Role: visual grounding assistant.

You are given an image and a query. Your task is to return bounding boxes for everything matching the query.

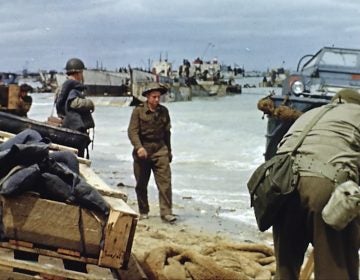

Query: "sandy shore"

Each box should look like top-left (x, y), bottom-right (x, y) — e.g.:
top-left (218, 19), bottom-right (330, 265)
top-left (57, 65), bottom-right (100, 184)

top-left (118, 185), bottom-right (276, 279)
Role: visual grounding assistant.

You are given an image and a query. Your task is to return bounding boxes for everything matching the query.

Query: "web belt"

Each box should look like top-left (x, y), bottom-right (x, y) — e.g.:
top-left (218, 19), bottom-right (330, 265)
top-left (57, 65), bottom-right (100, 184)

top-left (293, 155), bottom-right (349, 184)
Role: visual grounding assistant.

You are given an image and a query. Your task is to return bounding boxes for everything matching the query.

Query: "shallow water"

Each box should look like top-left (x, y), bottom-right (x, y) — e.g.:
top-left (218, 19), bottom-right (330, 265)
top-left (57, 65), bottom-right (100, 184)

top-left (28, 88), bottom-right (275, 237)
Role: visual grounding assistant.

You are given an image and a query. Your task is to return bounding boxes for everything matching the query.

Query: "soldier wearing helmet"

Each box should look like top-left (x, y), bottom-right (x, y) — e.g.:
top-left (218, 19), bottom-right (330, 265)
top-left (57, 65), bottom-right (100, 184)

top-left (127, 82), bottom-right (176, 223)
top-left (55, 58), bottom-right (95, 157)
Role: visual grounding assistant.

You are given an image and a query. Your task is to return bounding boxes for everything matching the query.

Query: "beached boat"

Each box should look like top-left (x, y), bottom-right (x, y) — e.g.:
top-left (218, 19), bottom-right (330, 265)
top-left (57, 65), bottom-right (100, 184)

top-left (0, 110), bottom-right (91, 156)
top-left (260, 46), bottom-right (360, 160)
top-left (56, 69), bottom-right (131, 97)
top-left (131, 68), bottom-right (191, 104)
top-left (177, 57), bottom-right (243, 97)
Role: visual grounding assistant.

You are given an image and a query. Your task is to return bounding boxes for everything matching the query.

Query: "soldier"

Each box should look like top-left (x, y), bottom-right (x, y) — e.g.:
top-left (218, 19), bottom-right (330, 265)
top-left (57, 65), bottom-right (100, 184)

top-left (55, 58), bottom-right (95, 133)
top-left (55, 58), bottom-right (95, 158)
top-left (273, 89), bottom-right (360, 279)
top-left (127, 82), bottom-right (176, 223)
top-left (16, 83), bottom-right (33, 117)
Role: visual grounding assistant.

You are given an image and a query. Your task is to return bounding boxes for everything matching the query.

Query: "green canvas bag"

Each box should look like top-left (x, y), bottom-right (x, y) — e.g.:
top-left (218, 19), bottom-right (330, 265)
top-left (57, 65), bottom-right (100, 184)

top-left (247, 153), bottom-right (298, 231)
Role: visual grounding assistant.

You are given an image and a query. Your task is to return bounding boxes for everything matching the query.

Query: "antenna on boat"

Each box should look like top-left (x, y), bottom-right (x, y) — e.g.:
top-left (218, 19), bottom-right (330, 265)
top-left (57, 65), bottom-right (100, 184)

top-left (201, 42), bottom-right (214, 60)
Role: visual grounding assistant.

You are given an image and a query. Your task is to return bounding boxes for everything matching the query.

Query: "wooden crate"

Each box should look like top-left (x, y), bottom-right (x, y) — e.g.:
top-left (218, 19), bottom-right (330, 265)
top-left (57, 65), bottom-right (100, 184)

top-left (0, 84), bottom-right (20, 110)
top-left (0, 193), bottom-right (138, 269)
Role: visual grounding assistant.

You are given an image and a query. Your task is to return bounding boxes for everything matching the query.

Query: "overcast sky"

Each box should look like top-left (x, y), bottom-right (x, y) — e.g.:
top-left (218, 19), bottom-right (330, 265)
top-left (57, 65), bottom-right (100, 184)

top-left (1, 0), bottom-right (360, 72)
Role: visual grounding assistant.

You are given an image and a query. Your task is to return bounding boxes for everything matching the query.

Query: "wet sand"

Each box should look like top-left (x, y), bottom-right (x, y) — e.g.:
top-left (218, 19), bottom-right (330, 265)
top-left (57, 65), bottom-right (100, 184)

top-left (116, 185), bottom-right (276, 279)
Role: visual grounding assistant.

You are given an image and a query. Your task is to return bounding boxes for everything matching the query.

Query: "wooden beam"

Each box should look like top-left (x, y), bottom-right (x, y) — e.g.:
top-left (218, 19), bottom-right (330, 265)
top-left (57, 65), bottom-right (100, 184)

top-left (300, 249), bottom-right (314, 280)
top-left (80, 163), bottom-right (128, 201)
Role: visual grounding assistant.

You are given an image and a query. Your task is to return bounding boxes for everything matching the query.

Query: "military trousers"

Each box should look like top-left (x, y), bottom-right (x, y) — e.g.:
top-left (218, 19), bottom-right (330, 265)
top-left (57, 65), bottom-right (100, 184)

top-left (133, 145), bottom-right (172, 217)
top-left (273, 176), bottom-right (360, 280)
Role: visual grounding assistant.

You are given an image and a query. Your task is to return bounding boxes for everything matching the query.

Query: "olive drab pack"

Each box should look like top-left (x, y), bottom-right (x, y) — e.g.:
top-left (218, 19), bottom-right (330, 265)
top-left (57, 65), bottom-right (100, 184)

top-left (247, 153), bottom-right (298, 231)
top-left (247, 104), bottom-right (337, 232)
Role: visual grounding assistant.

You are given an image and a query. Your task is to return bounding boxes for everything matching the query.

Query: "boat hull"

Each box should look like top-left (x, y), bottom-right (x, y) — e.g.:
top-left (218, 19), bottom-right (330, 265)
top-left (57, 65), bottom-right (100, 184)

top-left (0, 111), bottom-right (91, 155)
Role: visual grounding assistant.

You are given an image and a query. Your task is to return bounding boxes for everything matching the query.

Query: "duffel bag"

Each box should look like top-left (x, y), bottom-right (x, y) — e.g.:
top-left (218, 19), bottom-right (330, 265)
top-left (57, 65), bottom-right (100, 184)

top-left (247, 153), bottom-right (298, 231)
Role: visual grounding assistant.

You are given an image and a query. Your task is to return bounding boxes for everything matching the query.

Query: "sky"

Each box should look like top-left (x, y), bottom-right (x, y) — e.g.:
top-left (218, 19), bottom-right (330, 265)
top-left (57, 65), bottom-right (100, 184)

top-left (1, 0), bottom-right (360, 73)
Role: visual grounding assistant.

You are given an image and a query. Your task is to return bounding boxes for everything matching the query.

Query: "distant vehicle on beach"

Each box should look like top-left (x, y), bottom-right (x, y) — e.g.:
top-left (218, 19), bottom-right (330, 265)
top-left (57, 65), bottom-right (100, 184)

top-left (258, 46), bottom-right (360, 159)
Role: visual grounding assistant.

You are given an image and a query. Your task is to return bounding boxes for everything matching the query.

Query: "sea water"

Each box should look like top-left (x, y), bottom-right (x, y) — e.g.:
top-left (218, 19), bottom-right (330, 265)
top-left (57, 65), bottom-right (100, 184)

top-left (28, 87), bottom-right (276, 233)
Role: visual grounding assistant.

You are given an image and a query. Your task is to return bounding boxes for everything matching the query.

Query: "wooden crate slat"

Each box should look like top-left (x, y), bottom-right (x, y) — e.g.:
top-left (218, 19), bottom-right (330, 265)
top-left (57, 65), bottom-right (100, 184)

top-left (1, 195), bottom-right (104, 256)
top-left (80, 163), bottom-right (128, 201)
top-left (98, 212), bottom-right (134, 268)
top-left (0, 254), bottom-right (102, 280)
top-left (0, 241), bottom-right (98, 264)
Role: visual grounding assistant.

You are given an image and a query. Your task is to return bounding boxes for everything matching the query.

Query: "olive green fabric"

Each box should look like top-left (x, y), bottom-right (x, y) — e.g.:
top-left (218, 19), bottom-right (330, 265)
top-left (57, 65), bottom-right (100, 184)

top-left (277, 103), bottom-right (360, 181)
top-left (128, 102), bottom-right (173, 216)
top-left (273, 176), bottom-right (360, 280)
top-left (133, 145), bottom-right (172, 216)
top-left (128, 102), bottom-right (171, 152)
top-left (331, 89), bottom-right (360, 105)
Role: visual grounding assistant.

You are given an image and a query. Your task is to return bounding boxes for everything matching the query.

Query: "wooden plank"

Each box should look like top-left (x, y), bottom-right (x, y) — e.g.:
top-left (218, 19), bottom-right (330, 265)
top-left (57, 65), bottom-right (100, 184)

top-left (300, 249), bottom-right (314, 280)
top-left (80, 163), bottom-right (128, 201)
top-left (98, 210), bottom-right (135, 269)
top-left (86, 264), bottom-right (118, 279)
top-left (0, 270), bottom-right (35, 280)
top-left (0, 242), bottom-right (98, 265)
top-left (1, 195), bottom-right (104, 256)
top-left (0, 248), bottom-right (14, 272)
top-left (38, 255), bottom-right (66, 280)
top-left (104, 196), bottom-right (137, 216)
top-left (0, 255), bottom-right (102, 280)
top-left (8, 84), bottom-right (19, 109)
top-left (0, 247), bottom-right (119, 280)
top-left (57, 248), bottom-right (81, 258)
top-left (1, 194), bottom-right (138, 269)
top-left (9, 239), bottom-right (33, 248)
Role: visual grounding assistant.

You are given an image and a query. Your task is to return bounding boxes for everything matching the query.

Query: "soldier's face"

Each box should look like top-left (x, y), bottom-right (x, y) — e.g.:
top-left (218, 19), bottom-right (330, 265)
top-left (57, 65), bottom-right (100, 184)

top-left (147, 91), bottom-right (161, 109)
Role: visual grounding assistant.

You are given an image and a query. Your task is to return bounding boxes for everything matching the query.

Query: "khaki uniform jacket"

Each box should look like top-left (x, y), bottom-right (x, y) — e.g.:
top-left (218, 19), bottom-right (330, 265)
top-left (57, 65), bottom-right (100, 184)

top-left (277, 103), bottom-right (360, 182)
top-left (128, 102), bottom-right (171, 153)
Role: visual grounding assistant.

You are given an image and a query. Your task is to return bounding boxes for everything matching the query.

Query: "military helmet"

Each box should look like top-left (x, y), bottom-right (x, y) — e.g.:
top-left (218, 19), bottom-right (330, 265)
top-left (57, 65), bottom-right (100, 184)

top-left (65, 58), bottom-right (86, 74)
top-left (331, 89), bottom-right (360, 105)
top-left (19, 83), bottom-right (33, 92)
top-left (141, 82), bottom-right (168, 97)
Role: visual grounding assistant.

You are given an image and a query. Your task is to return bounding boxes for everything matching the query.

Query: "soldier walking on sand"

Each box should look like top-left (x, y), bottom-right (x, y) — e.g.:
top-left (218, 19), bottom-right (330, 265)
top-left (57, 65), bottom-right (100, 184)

top-left (127, 82), bottom-right (176, 223)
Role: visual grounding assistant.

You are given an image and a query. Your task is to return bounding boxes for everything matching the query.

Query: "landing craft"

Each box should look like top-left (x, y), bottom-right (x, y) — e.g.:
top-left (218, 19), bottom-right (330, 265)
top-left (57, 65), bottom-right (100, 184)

top-left (257, 46), bottom-right (360, 159)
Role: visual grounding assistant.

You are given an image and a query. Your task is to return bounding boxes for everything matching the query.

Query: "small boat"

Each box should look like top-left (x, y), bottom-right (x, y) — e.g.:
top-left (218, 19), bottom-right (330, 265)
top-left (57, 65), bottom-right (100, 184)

top-left (0, 111), bottom-right (91, 156)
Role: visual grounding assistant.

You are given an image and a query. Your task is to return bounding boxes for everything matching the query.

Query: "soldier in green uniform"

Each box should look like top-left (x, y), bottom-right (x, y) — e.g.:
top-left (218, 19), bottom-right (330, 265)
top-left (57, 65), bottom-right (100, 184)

top-left (127, 82), bottom-right (176, 223)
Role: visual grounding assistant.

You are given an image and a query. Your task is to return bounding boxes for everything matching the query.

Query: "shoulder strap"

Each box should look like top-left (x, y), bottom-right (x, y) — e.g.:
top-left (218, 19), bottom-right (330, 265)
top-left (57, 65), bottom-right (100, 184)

top-left (292, 104), bottom-right (336, 155)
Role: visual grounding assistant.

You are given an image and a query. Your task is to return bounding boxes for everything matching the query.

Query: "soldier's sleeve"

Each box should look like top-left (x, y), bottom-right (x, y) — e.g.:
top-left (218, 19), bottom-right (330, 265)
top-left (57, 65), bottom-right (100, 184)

top-left (128, 108), bottom-right (143, 151)
top-left (69, 97), bottom-right (95, 112)
top-left (163, 108), bottom-right (171, 152)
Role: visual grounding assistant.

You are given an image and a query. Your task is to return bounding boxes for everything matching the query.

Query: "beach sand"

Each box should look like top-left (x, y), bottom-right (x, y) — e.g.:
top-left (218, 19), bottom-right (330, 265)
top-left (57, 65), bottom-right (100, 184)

top-left (118, 186), bottom-right (276, 279)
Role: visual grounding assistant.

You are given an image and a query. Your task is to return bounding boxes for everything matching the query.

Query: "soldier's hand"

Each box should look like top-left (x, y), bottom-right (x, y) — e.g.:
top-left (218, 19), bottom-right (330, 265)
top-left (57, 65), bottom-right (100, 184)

top-left (137, 147), bottom-right (148, 159)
